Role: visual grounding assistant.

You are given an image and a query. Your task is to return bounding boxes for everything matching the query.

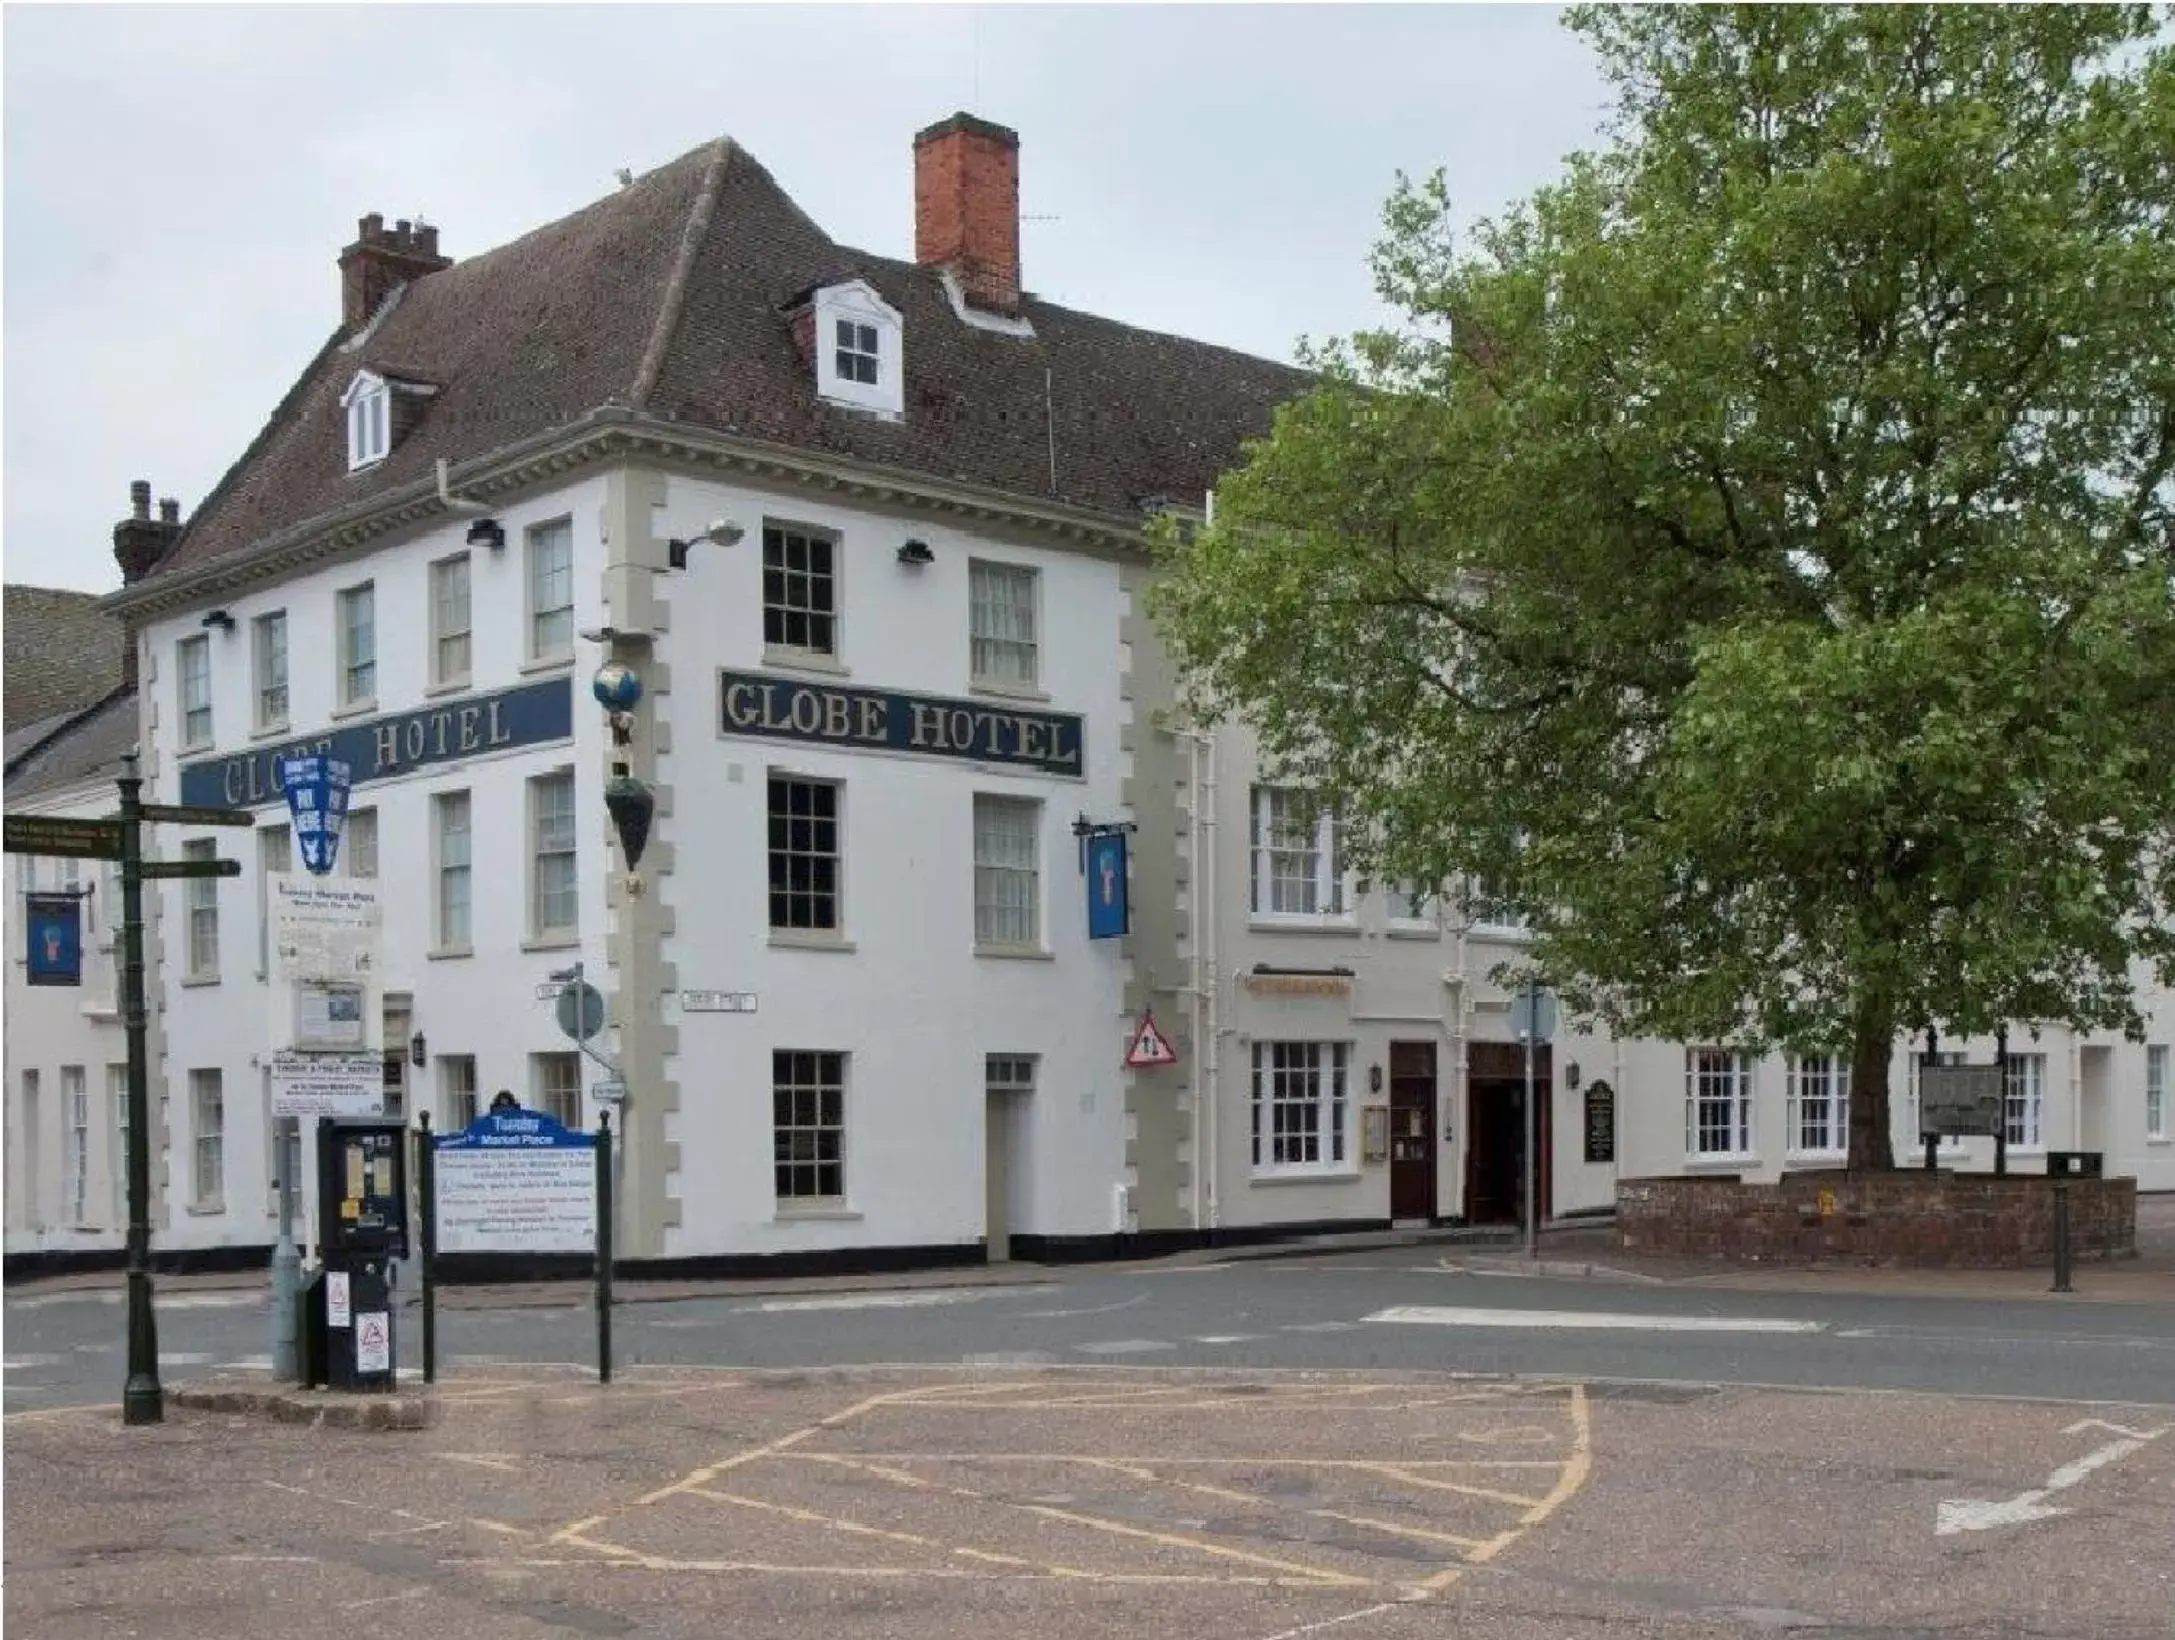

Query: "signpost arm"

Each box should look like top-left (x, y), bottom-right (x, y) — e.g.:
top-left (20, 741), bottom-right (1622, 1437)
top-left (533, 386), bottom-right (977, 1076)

top-left (596, 1111), bottom-right (614, 1385)
top-left (117, 755), bottom-right (163, 1425)
top-left (418, 1113), bottom-right (437, 1384)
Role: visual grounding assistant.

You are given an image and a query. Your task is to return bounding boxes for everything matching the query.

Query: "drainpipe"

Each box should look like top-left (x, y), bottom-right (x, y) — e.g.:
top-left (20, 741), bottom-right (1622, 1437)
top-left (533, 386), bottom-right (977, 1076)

top-left (435, 457), bottom-right (491, 515)
top-left (1202, 725), bottom-right (1222, 1232)
top-left (1448, 904), bottom-right (1469, 1220)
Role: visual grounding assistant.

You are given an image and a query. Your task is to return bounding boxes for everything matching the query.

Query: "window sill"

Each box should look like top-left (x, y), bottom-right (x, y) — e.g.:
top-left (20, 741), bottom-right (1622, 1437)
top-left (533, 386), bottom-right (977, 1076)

top-left (186, 1201), bottom-right (225, 1217)
top-left (1246, 917), bottom-right (1361, 937)
top-left (522, 934), bottom-right (580, 953)
top-left (181, 974), bottom-right (221, 989)
top-left (974, 944), bottom-right (1052, 962)
top-left (1682, 1155), bottom-right (1759, 1171)
top-left (178, 740), bottom-right (214, 758)
top-left (761, 647), bottom-right (849, 679)
top-left (330, 697), bottom-right (378, 722)
top-left (1782, 1153), bottom-right (1848, 1169)
top-left (768, 930), bottom-right (856, 954)
top-left (1465, 923), bottom-right (1533, 942)
top-left (968, 679), bottom-right (1050, 705)
top-left (250, 721), bottom-right (291, 743)
top-left (774, 1206), bottom-right (861, 1222)
top-left (520, 654), bottom-right (574, 677)
top-left (2146, 1136), bottom-right (2172, 1146)
top-left (1249, 1169), bottom-right (1363, 1186)
top-left (428, 945), bottom-right (475, 962)
top-left (1385, 924), bottom-right (1441, 941)
top-left (425, 678), bottom-right (473, 700)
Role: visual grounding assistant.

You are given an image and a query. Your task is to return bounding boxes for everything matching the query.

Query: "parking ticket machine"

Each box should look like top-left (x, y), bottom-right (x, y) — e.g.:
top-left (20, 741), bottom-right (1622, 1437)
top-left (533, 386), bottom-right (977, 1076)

top-left (309, 1117), bottom-right (409, 1391)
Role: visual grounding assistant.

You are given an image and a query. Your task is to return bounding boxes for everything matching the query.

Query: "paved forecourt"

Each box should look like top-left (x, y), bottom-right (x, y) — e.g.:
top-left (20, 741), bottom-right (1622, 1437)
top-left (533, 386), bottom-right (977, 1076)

top-left (5, 1365), bottom-right (2170, 1639)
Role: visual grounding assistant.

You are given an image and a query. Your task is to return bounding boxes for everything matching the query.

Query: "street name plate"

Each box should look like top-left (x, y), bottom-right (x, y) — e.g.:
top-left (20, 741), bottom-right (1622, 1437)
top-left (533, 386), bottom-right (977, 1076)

top-left (134, 803), bottom-right (254, 828)
top-left (1919, 1064), bottom-right (2005, 1136)
top-left (682, 989), bottom-right (757, 1013)
top-left (139, 857), bottom-right (242, 879)
top-left (3, 815), bottom-right (123, 859)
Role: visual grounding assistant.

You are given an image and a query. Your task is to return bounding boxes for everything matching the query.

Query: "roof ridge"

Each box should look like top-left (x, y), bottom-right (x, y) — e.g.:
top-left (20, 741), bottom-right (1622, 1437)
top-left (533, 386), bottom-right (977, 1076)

top-left (629, 138), bottom-right (738, 412)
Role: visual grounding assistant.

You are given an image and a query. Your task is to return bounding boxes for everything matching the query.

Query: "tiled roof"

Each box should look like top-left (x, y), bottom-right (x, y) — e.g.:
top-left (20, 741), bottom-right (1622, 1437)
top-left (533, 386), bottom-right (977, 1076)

top-left (4, 585), bottom-right (127, 730)
top-left (151, 136), bottom-right (1311, 580)
top-left (3, 688), bottom-right (136, 802)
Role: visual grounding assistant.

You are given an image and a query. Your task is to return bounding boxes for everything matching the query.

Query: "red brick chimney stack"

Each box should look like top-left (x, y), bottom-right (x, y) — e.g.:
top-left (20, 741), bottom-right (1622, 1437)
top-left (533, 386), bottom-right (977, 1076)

top-left (113, 478), bottom-right (185, 690)
top-left (913, 113), bottom-right (1022, 316)
top-left (339, 212), bottom-right (452, 331)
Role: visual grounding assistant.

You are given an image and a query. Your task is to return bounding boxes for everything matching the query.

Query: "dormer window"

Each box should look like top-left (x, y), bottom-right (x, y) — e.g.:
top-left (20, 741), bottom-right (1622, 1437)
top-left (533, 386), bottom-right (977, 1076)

top-left (342, 371), bottom-right (391, 471)
top-left (835, 319), bottom-right (880, 386)
top-left (803, 281), bottom-right (903, 420)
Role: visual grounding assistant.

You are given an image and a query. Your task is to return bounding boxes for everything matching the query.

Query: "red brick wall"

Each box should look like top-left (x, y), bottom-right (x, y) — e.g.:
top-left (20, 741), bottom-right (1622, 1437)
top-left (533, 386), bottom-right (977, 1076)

top-left (913, 114), bottom-right (1020, 314)
top-left (1616, 1171), bottom-right (2137, 1267)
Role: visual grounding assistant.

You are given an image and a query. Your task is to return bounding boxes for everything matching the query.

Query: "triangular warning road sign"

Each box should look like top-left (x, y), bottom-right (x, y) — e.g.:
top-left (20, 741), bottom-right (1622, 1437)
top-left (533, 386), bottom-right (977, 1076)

top-left (1124, 1011), bottom-right (1178, 1069)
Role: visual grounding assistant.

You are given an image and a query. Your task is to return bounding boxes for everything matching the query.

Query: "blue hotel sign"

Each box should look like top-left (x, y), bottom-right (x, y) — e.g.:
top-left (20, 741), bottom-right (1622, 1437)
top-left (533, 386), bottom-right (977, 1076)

top-left (178, 679), bottom-right (573, 810)
top-left (719, 670), bottom-right (1084, 777)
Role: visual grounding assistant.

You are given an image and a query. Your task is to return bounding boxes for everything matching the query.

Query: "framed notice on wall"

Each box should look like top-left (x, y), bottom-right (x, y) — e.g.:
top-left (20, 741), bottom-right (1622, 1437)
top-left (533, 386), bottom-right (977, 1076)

top-left (1583, 1080), bottom-right (1616, 1165)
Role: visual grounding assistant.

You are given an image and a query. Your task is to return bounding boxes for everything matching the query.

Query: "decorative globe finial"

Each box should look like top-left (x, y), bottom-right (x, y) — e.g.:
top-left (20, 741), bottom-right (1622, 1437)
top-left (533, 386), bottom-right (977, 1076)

top-left (592, 660), bottom-right (643, 713)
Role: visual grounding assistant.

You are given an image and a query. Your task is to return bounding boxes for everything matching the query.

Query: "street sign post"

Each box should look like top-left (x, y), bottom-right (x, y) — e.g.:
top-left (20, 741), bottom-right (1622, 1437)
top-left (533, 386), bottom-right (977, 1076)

top-left (11, 757), bottom-right (252, 1426)
top-left (1510, 980), bottom-right (1557, 1261)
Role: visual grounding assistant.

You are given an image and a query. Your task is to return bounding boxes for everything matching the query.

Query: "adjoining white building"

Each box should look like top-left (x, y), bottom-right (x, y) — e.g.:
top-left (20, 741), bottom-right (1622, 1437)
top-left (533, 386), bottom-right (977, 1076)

top-left (86, 111), bottom-right (1306, 1274)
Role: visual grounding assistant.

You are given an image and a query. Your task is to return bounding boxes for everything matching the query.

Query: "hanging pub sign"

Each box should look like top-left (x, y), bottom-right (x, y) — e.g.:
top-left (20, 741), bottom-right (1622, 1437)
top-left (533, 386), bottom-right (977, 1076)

top-left (1085, 829), bottom-right (1130, 939)
top-left (279, 755), bottom-right (352, 875)
top-left (24, 892), bottom-right (83, 986)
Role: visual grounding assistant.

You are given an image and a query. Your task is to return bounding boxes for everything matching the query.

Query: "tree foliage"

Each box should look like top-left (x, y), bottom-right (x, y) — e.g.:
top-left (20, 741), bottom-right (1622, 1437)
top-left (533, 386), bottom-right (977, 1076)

top-left (1149, 4), bottom-right (2175, 1168)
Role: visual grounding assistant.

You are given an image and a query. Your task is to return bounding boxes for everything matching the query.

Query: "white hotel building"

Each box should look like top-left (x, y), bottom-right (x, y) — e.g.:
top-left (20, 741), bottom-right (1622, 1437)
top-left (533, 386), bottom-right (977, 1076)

top-left (11, 111), bottom-right (2165, 1278)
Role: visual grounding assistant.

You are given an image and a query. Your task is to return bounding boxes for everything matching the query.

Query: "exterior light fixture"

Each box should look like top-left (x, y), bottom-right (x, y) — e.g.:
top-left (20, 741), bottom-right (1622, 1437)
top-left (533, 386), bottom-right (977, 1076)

top-left (409, 1031), bottom-right (427, 1068)
top-left (465, 518), bottom-right (506, 551)
top-left (896, 538), bottom-right (935, 567)
top-left (667, 518), bottom-right (746, 570)
top-left (201, 609), bottom-right (236, 633)
top-left (604, 768), bottom-right (655, 871)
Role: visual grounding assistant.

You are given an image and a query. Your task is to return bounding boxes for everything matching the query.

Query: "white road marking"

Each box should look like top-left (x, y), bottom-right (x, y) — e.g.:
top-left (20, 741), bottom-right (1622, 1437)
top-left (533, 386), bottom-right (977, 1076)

top-left (1022, 1293), bottom-right (1148, 1319)
top-left (1191, 1335), bottom-right (1262, 1345)
top-left (738, 1288), bottom-right (1034, 1314)
top-left (1284, 1321), bottom-right (1360, 1333)
top-left (158, 1352), bottom-right (215, 1367)
top-left (1075, 1339), bottom-right (1176, 1355)
top-left (225, 1356), bottom-right (275, 1371)
top-left (2, 1355), bottom-right (63, 1371)
top-left (1367, 1305), bottom-right (1825, 1334)
top-left (159, 1292), bottom-right (263, 1311)
top-left (1936, 1419), bottom-right (2167, 1536)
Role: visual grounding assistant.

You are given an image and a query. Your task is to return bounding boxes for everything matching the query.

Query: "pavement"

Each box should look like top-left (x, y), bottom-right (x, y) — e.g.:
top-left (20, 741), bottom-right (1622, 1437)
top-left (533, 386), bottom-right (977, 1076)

top-left (8, 1363), bottom-right (2172, 1638)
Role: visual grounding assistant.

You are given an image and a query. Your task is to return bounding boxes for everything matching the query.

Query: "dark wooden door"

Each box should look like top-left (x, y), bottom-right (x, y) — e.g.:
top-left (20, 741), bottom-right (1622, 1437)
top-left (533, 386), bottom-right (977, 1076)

top-left (1388, 1041), bottom-right (1436, 1222)
top-left (1464, 1043), bottom-right (1553, 1227)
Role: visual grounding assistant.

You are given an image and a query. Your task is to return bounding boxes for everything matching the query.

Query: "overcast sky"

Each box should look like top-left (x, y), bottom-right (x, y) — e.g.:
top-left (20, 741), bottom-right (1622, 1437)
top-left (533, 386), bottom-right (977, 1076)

top-left (2, 3), bottom-right (1608, 595)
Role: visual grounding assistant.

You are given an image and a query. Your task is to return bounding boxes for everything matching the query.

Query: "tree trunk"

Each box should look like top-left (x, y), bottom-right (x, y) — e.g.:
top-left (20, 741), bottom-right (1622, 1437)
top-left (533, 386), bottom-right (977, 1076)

top-left (1847, 983), bottom-right (1899, 1172)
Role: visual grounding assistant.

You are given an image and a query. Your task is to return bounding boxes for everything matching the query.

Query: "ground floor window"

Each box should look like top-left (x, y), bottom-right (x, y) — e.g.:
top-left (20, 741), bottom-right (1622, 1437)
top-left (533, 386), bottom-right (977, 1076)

top-left (2005, 1053), bottom-right (2044, 1148)
top-left (774, 1050), bottom-right (845, 1204)
top-left (532, 1052), bottom-right (581, 1129)
top-left (1786, 1055), bottom-right (1848, 1158)
top-left (1250, 1041), bottom-right (1349, 1175)
top-left (2149, 1045), bottom-right (2168, 1142)
top-left (1685, 1049), bottom-right (1754, 1158)
top-left (190, 1069), bottom-right (224, 1207)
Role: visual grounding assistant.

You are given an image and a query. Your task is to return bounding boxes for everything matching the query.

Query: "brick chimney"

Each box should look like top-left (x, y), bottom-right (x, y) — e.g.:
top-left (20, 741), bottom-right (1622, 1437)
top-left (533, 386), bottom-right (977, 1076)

top-left (113, 479), bottom-right (185, 692)
top-left (914, 113), bottom-right (1021, 315)
top-left (338, 213), bottom-right (451, 331)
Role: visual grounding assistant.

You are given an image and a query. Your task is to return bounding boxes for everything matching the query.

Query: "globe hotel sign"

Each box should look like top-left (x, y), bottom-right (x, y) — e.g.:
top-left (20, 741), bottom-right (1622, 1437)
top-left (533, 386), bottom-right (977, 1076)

top-left (718, 670), bottom-right (1083, 777)
top-left (177, 679), bottom-right (574, 809)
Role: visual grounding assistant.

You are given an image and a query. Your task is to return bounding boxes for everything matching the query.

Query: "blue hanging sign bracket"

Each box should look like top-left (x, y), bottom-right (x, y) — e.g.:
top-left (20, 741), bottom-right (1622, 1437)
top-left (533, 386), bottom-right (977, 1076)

top-left (25, 891), bottom-right (85, 986)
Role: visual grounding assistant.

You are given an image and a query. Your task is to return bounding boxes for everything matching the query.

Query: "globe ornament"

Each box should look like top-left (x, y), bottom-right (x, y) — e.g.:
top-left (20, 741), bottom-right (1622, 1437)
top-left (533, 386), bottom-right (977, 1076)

top-left (592, 661), bottom-right (644, 713)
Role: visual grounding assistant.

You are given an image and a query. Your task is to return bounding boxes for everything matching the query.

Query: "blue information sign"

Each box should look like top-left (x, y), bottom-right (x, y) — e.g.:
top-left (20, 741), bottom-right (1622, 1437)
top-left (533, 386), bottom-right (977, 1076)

top-left (433, 1104), bottom-right (597, 1254)
top-left (434, 1106), bottom-right (596, 1155)
top-left (279, 755), bottom-right (352, 875)
top-left (1086, 830), bottom-right (1130, 940)
top-left (25, 893), bottom-right (82, 986)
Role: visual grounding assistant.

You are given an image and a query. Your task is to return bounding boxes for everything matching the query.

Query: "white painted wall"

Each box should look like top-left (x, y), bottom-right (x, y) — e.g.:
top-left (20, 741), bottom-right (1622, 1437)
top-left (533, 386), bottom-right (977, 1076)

top-left (135, 477), bottom-right (614, 1252)
top-left (4, 780), bottom-right (133, 1254)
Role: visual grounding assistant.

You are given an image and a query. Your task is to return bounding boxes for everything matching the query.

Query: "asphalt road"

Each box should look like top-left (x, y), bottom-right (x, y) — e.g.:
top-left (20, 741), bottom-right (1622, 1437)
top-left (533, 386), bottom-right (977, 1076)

top-left (10, 1247), bottom-right (2175, 1413)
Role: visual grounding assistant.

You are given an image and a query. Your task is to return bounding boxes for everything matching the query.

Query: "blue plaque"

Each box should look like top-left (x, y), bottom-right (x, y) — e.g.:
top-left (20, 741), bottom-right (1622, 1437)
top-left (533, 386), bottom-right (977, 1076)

top-left (25, 893), bottom-right (82, 986)
top-left (1086, 831), bottom-right (1130, 940)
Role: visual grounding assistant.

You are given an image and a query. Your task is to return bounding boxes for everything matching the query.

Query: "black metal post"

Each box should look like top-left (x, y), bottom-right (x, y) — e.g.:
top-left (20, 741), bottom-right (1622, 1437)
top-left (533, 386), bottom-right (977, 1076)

top-left (1921, 1026), bottom-right (1938, 1172)
top-left (418, 1112), bottom-right (437, 1384)
top-left (1994, 1024), bottom-right (2010, 1178)
top-left (596, 1111), bottom-right (614, 1384)
top-left (2051, 1178), bottom-right (2074, 1292)
top-left (117, 755), bottom-right (163, 1425)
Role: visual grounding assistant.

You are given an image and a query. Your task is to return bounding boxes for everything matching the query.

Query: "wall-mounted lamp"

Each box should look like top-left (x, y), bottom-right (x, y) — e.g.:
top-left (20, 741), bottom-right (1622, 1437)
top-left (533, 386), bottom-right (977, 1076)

top-left (465, 517), bottom-right (506, 552)
top-left (896, 538), bottom-right (935, 567)
top-left (667, 517), bottom-right (746, 570)
top-left (1565, 1061), bottom-right (1581, 1090)
top-left (200, 609), bottom-right (236, 633)
top-left (409, 1030), bottom-right (427, 1068)
top-left (1369, 1064), bottom-right (1384, 1094)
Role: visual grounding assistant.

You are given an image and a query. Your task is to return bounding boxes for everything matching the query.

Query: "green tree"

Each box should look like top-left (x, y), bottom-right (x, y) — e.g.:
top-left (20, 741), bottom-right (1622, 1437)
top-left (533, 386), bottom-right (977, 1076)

top-left (1151, 4), bottom-right (2175, 1170)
